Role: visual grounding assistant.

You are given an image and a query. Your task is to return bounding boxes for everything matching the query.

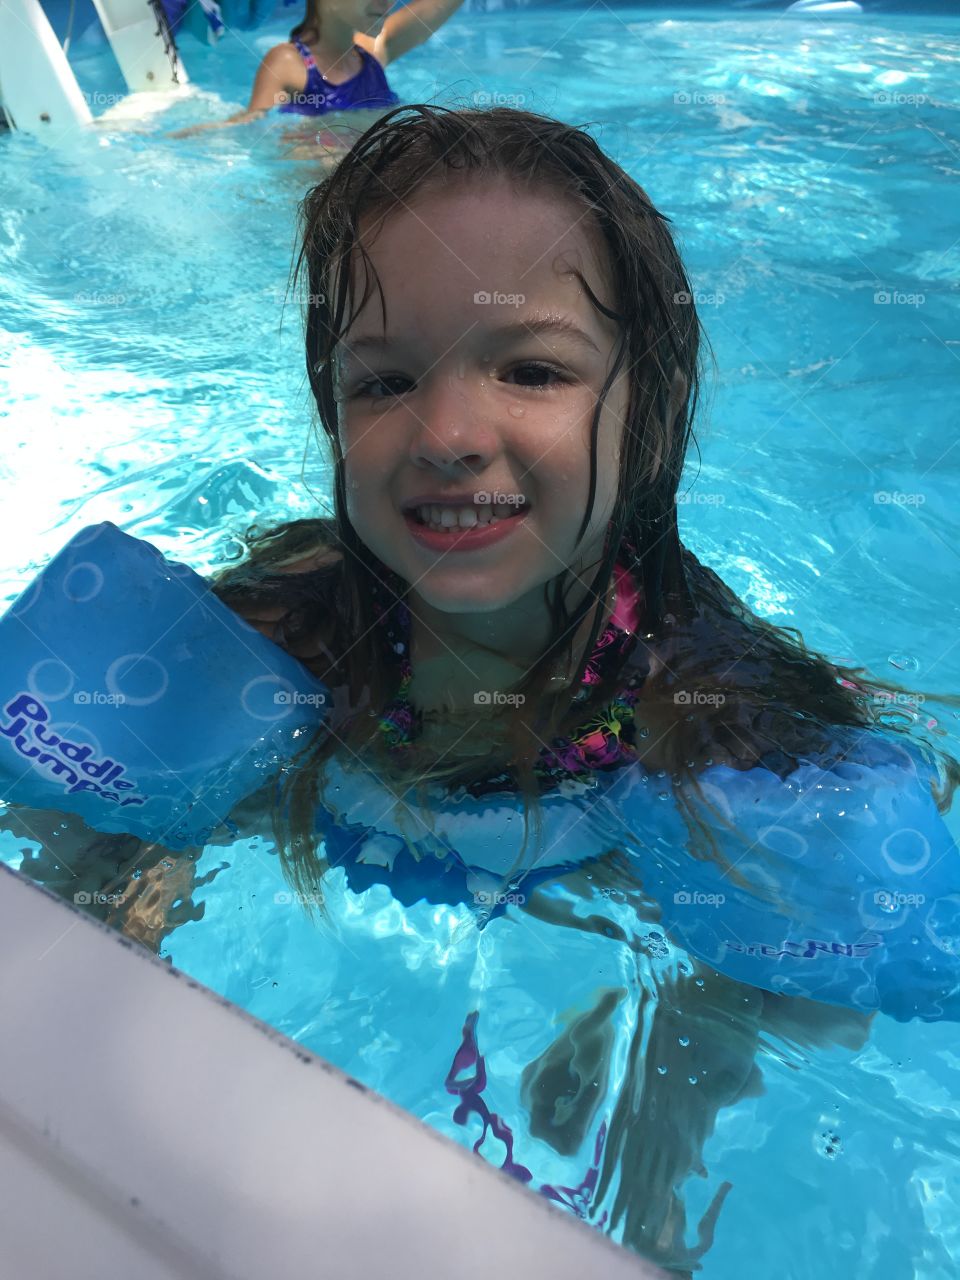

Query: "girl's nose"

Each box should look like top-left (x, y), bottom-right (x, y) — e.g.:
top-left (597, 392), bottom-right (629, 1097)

top-left (407, 373), bottom-right (500, 473)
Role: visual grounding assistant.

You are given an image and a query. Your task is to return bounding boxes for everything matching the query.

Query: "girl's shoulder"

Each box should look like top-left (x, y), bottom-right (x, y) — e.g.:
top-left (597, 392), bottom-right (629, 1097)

top-left (263, 41), bottom-right (307, 69)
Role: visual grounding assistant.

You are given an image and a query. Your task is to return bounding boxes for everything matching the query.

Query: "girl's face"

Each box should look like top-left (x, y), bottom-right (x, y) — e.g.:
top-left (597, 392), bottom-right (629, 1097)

top-left (334, 175), bottom-right (630, 625)
top-left (321, 0), bottom-right (388, 34)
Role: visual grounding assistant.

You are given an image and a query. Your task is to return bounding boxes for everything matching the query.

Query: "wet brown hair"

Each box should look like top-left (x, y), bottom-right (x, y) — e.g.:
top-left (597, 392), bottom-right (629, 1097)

top-left (290, 0), bottom-right (321, 44)
top-left (212, 104), bottom-right (959, 903)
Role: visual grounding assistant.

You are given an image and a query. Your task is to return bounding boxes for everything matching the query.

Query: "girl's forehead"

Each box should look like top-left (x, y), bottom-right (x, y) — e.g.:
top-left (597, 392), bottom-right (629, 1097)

top-left (344, 187), bottom-right (615, 321)
top-left (354, 176), bottom-right (606, 261)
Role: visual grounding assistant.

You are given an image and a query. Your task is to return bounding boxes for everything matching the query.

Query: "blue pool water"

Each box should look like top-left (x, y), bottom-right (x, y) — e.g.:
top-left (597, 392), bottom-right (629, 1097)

top-left (2, 6), bottom-right (960, 1277)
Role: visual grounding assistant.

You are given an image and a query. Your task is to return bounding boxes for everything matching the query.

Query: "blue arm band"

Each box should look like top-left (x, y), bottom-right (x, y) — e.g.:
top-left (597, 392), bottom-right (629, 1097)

top-left (0, 523), bottom-right (329, 849)
top-left (604, 731), bottom-right (960, 1021)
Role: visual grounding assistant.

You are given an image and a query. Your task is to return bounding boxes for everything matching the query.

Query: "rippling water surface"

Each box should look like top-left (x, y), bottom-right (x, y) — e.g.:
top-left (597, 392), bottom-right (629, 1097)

top-left (2, 8), bottom-right (960, 1278)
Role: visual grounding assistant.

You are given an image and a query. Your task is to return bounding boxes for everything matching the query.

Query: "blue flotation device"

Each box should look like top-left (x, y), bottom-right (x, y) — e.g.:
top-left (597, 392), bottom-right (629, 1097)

top-left (0, 523), bottom-right (329, 849)
top-left (309, 711), bottom-right (960, 1022)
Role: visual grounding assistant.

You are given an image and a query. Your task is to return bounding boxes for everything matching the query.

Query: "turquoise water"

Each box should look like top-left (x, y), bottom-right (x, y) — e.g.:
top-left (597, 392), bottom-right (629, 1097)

top-left (2, 6), bottom-right (960, 1277)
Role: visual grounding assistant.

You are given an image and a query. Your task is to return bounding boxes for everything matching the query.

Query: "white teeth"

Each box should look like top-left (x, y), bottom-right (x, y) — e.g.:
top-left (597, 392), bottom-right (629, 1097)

top-left (412, 502), bottom-right (524, 532)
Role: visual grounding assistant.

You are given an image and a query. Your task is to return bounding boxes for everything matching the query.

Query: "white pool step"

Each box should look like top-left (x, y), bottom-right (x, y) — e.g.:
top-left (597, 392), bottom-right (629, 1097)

top-left (0, 864), bottom-right (668, 1280)
top-left (0, 0), bottom-right (186, 137)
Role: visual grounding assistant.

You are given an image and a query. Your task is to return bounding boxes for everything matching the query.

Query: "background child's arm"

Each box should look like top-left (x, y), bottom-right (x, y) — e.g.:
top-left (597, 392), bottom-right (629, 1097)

top-left (357, 0), bottom-right (468, 65)
top-left (168, 44), bottom-right (302, 138)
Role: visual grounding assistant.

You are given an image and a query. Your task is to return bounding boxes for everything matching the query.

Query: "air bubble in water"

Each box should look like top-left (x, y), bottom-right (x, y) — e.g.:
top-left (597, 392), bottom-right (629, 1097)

top-left (888, 653), bottom-right (919, 673)
top-left (678, 1035), bottom-right (690, 1047)
top-left (815, 1129), bottom-right (842, 1159)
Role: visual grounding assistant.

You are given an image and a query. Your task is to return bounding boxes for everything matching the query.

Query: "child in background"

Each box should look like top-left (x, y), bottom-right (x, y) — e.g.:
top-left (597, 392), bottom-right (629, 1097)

top-left (169, 0), bottom-right (465, 137)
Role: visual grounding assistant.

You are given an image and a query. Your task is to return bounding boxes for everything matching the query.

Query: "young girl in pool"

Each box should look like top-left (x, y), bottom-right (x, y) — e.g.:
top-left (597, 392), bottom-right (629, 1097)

top-left (11, 101), bottom-right (956, 1274)
top-left (211, 98), bottom-right (959, 945)
top-left (191, 101), bottom-right (959, 1268)
top-left (170, 0), bottom-right (465, 138)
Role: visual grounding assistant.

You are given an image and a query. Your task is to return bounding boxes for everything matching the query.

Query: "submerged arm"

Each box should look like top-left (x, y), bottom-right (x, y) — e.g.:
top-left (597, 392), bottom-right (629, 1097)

top-left (168, 45), bottom-right (299, 138)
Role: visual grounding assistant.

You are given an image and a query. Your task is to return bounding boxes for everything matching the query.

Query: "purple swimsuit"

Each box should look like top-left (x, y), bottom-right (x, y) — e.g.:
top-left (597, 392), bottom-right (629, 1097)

top-left (278, 38), bottom-right (400, 116)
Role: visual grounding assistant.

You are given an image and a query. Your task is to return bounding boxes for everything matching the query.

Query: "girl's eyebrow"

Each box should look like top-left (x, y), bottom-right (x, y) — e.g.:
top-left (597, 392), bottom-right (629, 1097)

top-left (343, 313), bottom-right (602, 358)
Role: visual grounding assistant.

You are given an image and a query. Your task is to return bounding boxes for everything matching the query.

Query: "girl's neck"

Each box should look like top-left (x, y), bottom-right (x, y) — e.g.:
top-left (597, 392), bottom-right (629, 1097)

top-left (302, 14), bottom-right (359, 62)
top-left (407, 576), bottom-right (624, 716)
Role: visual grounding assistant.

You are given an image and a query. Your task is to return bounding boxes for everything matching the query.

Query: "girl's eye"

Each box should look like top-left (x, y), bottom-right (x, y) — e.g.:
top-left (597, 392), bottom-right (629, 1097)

top-left (350, 374), bottom-right (413, 400)
top-left (349, 362), bottom-right (573, 400)
top-left (503, 362), bottom-right (572, 391)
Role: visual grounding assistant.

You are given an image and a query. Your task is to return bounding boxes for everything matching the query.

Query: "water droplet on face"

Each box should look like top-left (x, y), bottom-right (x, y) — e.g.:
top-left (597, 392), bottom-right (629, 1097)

top-left (507, 404), bottom-right (526, 419)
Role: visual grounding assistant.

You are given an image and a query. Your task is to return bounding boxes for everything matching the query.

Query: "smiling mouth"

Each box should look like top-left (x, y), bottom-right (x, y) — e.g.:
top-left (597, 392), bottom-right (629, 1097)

top-left (407, 501), bottom-right (528, 531)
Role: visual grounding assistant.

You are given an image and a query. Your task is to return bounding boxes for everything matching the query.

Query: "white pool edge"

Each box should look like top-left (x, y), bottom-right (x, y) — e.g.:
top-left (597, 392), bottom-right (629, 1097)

top-left (0, 863), bottom-right (669, 1280)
